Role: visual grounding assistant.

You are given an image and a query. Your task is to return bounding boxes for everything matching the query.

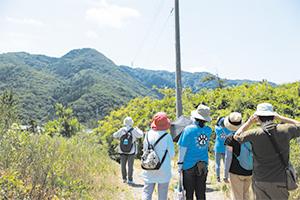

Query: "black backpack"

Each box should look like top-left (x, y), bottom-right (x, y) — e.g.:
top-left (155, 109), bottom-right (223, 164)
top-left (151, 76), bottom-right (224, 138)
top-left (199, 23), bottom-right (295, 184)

top-left (120, 127), bottom-right (134, 153)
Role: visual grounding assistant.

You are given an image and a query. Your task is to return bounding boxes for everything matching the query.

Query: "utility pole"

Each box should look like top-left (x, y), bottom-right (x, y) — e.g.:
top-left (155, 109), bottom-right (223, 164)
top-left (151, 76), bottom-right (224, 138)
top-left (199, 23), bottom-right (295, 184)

top-left (175, 0), bottom-right (183, 118)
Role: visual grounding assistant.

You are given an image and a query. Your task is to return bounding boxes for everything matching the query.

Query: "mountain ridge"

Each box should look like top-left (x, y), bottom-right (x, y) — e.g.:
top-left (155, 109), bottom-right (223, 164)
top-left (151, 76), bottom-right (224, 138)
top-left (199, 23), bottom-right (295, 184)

top-left (0, 48), bottom-right (159, 125)
top-left (119, 65), bottom-right (277, 92)
top-left (0, 48), bottom-right (277, 126)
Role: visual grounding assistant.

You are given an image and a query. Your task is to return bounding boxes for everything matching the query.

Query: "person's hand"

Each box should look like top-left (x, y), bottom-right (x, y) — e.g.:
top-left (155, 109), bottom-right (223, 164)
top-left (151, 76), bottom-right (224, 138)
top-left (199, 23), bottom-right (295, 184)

top-left (249, 114), bottom-right (259, 124)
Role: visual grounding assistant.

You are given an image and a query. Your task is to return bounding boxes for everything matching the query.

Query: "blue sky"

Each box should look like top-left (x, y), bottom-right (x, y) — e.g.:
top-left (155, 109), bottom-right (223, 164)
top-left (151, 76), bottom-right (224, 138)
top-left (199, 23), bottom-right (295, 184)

top-left (0, 0), bottom-right (299, 84)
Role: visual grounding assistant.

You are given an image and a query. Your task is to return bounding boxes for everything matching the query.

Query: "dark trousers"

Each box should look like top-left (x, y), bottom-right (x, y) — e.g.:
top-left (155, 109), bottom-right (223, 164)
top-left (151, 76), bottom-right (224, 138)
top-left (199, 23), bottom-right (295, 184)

top-left (183, 165), bottom-right (207, 200)
top-left (120, 154), bottom-right (134, 181)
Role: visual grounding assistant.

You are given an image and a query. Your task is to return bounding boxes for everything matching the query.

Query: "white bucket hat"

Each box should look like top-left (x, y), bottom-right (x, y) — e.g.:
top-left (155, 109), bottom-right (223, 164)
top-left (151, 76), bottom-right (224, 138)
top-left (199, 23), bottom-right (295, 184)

top-left (224, 112), bottom-right (243, 132)
top-left (254, 103), bottom-right (275, 116)
top-left (191, 104), bottom-right (212, 122)
top-left (123, 117), bottom-right (134, 126)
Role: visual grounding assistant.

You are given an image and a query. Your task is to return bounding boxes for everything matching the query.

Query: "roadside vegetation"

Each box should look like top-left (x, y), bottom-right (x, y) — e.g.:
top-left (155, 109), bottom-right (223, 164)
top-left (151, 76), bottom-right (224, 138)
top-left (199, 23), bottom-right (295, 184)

top-left (0, 81), bottom-right (299, 199)
top-left (96, 81), bottom-right (300, 199)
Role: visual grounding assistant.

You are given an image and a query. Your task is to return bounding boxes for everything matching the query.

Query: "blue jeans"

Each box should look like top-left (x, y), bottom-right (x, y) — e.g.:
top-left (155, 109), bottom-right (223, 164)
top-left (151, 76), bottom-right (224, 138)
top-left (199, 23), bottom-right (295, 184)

top-left (215, 152), bottom-right (225, 179)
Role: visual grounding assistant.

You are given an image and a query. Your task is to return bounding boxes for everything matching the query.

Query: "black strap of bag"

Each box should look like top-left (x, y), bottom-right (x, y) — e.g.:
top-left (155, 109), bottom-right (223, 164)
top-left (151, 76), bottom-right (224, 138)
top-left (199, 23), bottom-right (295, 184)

top-left (262, 126), bottom-right (298, 191)
top-left (262, 126), bottom-right (288, 168)
top-left (127, 127), bottom-right (134, 135)
top-left (146, 132), bottom-right (168, 165)
top-left (146, 132), bottom-right (168, 150)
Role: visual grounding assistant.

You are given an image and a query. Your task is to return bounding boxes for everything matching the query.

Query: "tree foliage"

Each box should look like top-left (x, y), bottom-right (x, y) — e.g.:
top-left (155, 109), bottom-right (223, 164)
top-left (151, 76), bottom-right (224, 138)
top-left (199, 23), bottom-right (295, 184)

top-left (95, 81), bottom-right (300, 180)
top-left (202, 74), bottom-right (228, 89)
top-left (0, 89), bottom-right (19, 129)
top-left (0, 49), bottom-right (159, 125)
top-left (44, 103), bottom-right (82, 137)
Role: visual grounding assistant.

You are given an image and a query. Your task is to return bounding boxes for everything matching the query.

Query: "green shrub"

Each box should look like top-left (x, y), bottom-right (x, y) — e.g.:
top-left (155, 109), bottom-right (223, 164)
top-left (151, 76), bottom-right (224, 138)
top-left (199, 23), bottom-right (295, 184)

top-left (0, 125), bottom-right (130, 199)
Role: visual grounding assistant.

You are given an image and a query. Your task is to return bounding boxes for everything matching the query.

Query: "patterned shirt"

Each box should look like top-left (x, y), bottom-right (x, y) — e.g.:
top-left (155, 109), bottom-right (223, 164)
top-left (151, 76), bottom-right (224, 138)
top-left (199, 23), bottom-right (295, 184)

top-left (178, 122), bottom-right (212, 170)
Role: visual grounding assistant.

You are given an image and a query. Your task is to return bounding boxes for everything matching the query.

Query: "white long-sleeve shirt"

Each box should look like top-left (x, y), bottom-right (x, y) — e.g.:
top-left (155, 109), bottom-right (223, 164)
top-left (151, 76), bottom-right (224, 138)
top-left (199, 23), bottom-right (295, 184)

top-left (142, 129), bottom-right (175, 183)
top-left (113, 125), bottom-right (143, 154)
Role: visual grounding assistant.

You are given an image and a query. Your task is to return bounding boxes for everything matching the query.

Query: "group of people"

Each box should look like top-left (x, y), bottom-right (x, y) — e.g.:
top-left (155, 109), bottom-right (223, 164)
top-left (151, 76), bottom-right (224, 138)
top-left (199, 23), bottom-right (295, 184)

top-left (113, 102), bottom-right (300, 200)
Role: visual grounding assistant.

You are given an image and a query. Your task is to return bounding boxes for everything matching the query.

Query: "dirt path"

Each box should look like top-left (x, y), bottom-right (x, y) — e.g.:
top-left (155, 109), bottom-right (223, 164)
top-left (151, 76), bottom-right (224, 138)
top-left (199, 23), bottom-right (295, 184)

top-left (125, 160), bottom-right (231, 200)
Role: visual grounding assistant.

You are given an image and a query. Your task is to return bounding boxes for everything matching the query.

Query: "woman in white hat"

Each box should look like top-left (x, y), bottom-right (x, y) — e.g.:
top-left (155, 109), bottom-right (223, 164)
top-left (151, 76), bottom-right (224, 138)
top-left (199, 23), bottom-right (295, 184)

top-left (223, 112), bottom-right (252, 200)
top-left (113, 116), bottom-right (143, 184)
top-left (177, 104), bottom-right (213, 199)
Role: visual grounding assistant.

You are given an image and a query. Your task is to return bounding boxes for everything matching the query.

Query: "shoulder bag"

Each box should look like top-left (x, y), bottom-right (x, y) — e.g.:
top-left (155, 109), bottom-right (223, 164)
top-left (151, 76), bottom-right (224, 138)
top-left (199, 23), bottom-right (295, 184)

top-left (262, 126), bottom-right (298, 191)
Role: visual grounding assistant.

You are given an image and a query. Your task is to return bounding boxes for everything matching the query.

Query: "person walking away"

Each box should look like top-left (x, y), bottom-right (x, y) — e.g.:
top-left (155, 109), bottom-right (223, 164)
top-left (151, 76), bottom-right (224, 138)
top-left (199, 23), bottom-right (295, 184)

top-left (214, 116), bottom-right (231, 182)
top-left (142, 112), bottom-right (175, 200)
top-left (177, 104), bottom-right (213, 200)
top-left (234, 103), bottom-right (300, 200)
top-left (223, 112), bottom-right (252, 200)
top-left (113, 116), bottom-right (143, 184)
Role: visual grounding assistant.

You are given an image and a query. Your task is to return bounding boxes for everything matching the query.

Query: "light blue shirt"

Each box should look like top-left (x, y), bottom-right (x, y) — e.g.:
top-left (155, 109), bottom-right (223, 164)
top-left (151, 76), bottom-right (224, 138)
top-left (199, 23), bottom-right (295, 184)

top-left (213, 125), bottom-right (231, 153)
top-left (142, 129), bottom-right (175, 183)
top-left (178, 123), bottom-right (212, 170)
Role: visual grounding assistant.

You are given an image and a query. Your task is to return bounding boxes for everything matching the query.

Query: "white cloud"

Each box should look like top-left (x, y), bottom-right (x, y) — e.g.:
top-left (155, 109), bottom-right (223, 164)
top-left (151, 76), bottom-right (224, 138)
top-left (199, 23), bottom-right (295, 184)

top-left (84, 31), bottom-right (98, 38)
top-left (85, 0), bottom-right (140, 28)
top-left (187, 66), bottom-right (209, 73)
top-left (5, 17), bottom-right (44, 26)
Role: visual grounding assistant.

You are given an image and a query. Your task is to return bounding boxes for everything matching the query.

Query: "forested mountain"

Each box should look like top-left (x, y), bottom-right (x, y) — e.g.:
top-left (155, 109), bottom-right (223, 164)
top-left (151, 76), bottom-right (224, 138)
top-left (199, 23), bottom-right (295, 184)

top-left (120, 65), bottom-right (277, 92)
top-left (0, 48), bottom-right (159, 125)
top-left (0, 48), bottom-right (277, 126)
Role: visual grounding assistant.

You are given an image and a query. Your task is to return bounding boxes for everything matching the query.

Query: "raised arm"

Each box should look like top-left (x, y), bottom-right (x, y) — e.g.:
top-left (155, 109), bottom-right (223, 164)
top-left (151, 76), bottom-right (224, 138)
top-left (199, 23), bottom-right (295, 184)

top-left (233, 114), bottom-right (258, 140)
top-left (274, 113), bottom-right (300, 125)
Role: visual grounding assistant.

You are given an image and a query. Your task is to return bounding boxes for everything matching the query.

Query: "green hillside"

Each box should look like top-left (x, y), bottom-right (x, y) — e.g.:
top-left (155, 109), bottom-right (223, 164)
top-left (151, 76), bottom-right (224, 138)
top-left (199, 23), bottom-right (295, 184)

top-left (119, 65), bottom-right (277, 92)
top-left (0, 48), bottom-right (159, 125)
top-left (0, 48), bottom-right (278, 126)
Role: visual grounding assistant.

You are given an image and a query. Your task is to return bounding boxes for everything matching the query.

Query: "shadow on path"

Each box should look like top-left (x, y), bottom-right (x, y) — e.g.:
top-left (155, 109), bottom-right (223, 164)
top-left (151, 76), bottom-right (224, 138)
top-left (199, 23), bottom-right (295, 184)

top-left (129, 183), bottom-right (144, 188)
top-left (206, 187), bottom-right (221, 193)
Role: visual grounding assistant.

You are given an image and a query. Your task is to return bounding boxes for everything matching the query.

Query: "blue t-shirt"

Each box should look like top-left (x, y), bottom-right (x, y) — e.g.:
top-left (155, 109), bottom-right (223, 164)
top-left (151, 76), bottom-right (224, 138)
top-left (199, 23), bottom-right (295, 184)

top-left (178, 123), bottom-right (212, 170)
top-left (213, 125), bottom-right (231, 153)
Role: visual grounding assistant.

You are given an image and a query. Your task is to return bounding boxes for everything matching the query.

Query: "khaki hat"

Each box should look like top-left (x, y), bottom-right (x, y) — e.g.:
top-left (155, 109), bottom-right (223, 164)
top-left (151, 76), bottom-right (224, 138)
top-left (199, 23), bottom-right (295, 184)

top-left (191, 104), bottom-right (212, 122)
top-left (254, 103), bottom-right (275, 116)
top-left (224, 112), bottom-right (243, 132)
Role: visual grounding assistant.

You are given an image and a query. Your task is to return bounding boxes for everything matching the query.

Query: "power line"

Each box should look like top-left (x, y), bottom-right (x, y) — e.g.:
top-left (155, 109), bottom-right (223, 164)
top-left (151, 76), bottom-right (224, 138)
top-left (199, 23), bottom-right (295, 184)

top-left (143, 12), bottom-right (173, 68)
top-left (129, 0), bottom-right (166, 66)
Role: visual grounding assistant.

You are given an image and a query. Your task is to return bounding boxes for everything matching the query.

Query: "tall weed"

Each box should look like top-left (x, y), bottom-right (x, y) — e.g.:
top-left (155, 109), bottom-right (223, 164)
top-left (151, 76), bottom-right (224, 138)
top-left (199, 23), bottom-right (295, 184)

top-left (0, 125), bottom-right (130, 199)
